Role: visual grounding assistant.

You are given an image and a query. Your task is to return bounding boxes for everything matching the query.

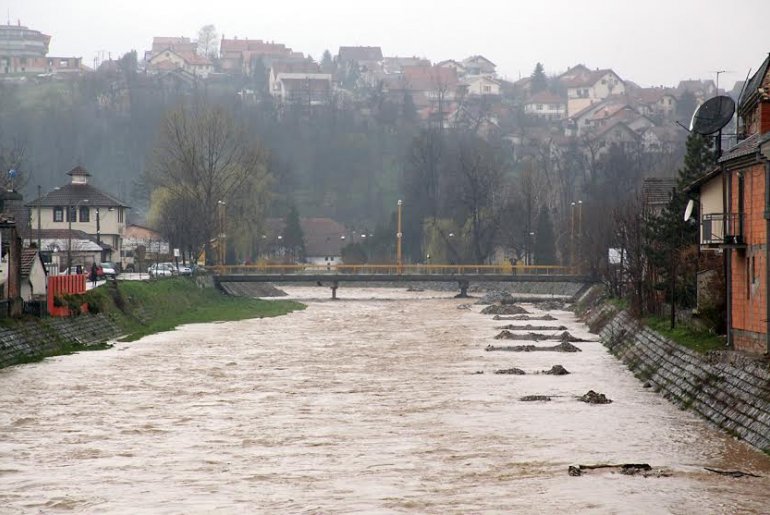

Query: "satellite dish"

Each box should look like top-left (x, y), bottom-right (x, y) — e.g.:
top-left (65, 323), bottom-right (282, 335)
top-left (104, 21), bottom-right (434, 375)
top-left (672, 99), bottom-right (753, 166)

top-left (690, 95), bottom-right (735, 135)
top-left (684, 199), bottom-right (695, 222)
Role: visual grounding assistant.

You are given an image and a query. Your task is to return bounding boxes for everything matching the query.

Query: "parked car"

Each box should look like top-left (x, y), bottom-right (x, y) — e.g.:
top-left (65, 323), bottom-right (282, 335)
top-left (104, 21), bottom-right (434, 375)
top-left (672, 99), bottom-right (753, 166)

top-left (147, 262), bottom-right (177, 277)
top-left (99, 262), bottom-right (117, 279)
top-left (175, 263), bottom-right (193, 276)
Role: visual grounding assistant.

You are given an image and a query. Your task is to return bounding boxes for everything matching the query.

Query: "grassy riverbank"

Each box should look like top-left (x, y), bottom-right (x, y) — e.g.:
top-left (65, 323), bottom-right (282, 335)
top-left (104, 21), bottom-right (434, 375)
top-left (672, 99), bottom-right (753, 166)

top-left (80, 278), bottom-right (304, 341)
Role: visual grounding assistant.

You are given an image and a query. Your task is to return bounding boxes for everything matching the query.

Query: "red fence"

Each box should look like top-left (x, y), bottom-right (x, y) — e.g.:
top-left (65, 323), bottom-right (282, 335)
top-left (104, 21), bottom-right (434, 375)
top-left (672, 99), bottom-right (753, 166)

top-left (47, 274), bottom-right (88, 317)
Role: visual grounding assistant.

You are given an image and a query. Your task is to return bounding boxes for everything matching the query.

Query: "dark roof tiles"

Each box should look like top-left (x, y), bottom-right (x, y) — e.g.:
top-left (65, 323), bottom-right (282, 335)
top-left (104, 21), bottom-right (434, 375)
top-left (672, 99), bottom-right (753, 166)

top-left (26, 183), bottom-right (129, 208)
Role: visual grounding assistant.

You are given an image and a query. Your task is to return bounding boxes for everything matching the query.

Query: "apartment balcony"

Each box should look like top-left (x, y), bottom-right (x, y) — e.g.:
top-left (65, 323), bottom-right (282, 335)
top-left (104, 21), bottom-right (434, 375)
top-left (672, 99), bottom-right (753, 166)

top-left (701, 213), bottom-right (744, 248)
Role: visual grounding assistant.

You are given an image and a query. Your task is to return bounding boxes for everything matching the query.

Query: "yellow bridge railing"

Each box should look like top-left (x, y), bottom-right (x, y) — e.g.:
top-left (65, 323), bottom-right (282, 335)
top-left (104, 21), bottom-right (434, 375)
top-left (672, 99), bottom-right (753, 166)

top-left (213, 263), bottom-right (578, 276)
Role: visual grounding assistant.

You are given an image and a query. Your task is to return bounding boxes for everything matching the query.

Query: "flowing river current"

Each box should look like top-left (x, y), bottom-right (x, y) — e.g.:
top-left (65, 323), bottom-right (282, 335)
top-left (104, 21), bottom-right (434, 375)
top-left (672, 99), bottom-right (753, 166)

top-left (1, 286), bottom-right (770, 514)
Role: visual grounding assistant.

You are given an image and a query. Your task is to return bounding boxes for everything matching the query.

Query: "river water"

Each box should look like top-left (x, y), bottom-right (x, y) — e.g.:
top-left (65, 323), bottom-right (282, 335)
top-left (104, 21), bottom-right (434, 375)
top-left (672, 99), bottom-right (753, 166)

top-left (1, 286), bottom-right (769, 514)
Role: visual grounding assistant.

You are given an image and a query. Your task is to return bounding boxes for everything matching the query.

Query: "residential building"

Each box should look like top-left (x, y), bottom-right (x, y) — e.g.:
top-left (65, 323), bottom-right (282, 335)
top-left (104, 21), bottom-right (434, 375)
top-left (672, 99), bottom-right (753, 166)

top-left (0, 22), bottom-right (82, 76)
top-left (301, 218), bottom-right (348, 265)
top-left (464, 75), bottom-right (501, 97)
top-left (338, 46), bottom-right (383, 71)
top-left (26, 166), bottom-right (130, 269)
top-left (677, 79), bottom-right (717, 103)
top-left (219, 37), bottom-right (296, 75)
top-left (634, 87), bottom-right (678, 120)
top-left (19, 248), bottom-right (46, 300)
top-left (121, 224), bottom-right (170, 271)
top-left (269, 60), bottom-right (332, 105)
top-left (561, 66), bottom-right (625, 116)
top-left (524, 91), bottom-right (567, 120)
top-left (462, 55), bottom-right (496, 77)
top-left (698, 54), bottom-right (770, 354)
top-left (147, 47), bottom-right (212, 78)
top-left (381, 56), bottom-right (430, 75)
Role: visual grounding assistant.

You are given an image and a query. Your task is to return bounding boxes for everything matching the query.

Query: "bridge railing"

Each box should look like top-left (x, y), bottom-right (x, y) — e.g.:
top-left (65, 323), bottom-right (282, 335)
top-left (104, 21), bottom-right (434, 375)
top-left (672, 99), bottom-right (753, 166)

top-left (213, 263), bottom-right (577, 276)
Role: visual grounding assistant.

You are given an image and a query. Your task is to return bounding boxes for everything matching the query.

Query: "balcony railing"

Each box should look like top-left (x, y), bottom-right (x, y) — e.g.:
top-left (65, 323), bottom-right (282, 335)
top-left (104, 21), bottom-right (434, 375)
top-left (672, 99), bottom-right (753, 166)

top-left (701, 213), bottom-right (744, 246)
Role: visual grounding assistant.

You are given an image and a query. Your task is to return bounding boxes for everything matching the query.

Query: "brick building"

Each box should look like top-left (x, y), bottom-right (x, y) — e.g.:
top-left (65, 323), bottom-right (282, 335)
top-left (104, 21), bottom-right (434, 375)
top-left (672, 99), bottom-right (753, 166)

top-left (717, 53), bottom-right (770, 354)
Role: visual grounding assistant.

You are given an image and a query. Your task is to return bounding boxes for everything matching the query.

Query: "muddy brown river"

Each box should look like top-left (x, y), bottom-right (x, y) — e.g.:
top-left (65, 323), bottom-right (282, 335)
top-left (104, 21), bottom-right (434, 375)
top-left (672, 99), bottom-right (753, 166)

top-left (1, 287), bottom-right (769, 513)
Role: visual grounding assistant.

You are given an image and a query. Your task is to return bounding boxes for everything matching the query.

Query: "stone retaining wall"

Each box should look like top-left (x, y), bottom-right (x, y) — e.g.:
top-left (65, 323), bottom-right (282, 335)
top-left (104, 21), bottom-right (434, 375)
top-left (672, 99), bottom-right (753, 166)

top-left (591, 308), bottom-right (770, 452)
top-left (0, 314), bottom-right (121, 369)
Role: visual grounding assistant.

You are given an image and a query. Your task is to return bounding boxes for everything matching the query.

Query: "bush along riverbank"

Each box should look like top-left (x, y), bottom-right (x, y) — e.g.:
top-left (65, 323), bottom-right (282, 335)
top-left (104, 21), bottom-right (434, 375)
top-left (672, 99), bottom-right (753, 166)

top-left (575, 286), bottom-right (770, 453)
top-left (0, 278), bottom-right (304, 369)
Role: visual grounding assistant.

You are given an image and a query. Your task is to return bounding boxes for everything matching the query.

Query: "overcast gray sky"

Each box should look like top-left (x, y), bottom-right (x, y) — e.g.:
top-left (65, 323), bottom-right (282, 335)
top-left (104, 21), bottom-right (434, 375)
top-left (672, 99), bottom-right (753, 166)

top-left (6, 0), bottom-right (768, 88)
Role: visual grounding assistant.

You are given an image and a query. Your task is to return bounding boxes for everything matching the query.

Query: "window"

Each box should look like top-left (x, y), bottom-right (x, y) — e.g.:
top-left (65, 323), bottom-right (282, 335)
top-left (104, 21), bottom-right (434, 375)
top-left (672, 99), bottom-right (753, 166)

top-left (53, 206), bottom-right (64, 222)
top-left (66, 206), bottom-right (77, 222)
top-left (118, 208), bottom-right (124, 223)
top-left (536, 104), bottom-right (543, 110)
top-left (79, 206), bottom-right (90, 222)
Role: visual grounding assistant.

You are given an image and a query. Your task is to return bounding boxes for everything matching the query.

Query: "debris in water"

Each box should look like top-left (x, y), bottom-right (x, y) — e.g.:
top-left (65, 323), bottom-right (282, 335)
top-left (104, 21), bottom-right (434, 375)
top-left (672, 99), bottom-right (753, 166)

top-left (457, 304), bottom-right (472, 310)
top-left (485, 342), bottom-right (582, 353)
top-left (494, 368), bottom-right (526, 375)
top-left (497, 324), bottom-right (568, 331)
top-left (578, 390), bottom-right (613, 404)
top-left (493, 314), bottom-right (557, 321)
top-left (568, 463), bottom-right (652, 477)
top-left (476, 290), bottom-right (515, 305)
top-left (520, 395), bottom-right (551, 402)
top-left (704, 467), bottom-right (762, 478)
top-left (542, 365), bottom-right (570, 375)
top-left (494, 330), bottom-right (548, 340)
top-left (481, 304), bottom-right (529, 315)
top-left (557, 331), bottom-right (591, 342)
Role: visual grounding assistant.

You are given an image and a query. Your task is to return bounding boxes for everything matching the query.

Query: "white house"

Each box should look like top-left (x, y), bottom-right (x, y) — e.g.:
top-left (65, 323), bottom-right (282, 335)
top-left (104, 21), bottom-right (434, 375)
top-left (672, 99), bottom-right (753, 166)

top-left (464, 75), bottom-right (501, 96)
top-left (524, 91), bottom-right (567, 120)
top-left (26, 166), bottom-right (130, 269)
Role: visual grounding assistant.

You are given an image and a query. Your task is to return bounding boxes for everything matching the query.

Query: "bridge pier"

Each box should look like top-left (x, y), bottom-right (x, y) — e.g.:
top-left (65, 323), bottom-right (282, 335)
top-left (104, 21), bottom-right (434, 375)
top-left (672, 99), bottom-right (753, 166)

top-left (457, 279), bottom-right (469, 298)
top-left (330, 281), bottom-right (339, 300)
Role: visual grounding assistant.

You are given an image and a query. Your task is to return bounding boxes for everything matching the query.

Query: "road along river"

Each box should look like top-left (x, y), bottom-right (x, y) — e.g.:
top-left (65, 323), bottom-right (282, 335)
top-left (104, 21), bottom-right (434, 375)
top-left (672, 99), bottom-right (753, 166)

top-left (1, 286), bottom-right (769, 513)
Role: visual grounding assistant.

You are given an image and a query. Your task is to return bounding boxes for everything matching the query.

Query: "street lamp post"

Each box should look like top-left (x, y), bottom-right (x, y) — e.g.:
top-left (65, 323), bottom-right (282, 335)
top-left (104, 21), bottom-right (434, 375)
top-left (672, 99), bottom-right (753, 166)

top-left (67, 199), bottom-right (88, 272)
top-left (396, 199), bottom-right (403, 273)
top-left (577, 200), bottom-right (583, 270)
top-left (570, 202), bottom-right (576, 267)
top-left (217, 200), bottom-right (226, 266)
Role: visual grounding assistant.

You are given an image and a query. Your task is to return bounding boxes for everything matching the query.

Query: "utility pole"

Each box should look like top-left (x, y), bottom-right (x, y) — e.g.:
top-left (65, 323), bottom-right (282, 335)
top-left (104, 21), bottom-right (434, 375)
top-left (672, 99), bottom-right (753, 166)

top-left (36, 185), bottom-right (41, 251)
top-left (396, 199), bottom-right (403, 273)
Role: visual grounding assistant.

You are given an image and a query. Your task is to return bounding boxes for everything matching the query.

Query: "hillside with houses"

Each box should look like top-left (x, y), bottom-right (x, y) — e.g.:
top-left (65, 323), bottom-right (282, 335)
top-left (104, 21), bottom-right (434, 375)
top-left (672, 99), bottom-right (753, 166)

top-left (0, 21), bottom-right (754, 286)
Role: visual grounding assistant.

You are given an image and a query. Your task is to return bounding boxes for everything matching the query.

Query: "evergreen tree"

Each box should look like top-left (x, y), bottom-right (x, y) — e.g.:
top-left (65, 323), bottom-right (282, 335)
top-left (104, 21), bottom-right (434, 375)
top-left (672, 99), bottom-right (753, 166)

top-left (534, 207), bottom-right (556, 265)
top-left (645, 133), bottom-right (713, 325)
top-left (530, 62), bottom-right (547, 94)
top-left (283, 204), bottom-right (305, 262)
top-left (402, 92), bottom-right (418, 124)
top-left (320, 49), bottom-right (335, 74)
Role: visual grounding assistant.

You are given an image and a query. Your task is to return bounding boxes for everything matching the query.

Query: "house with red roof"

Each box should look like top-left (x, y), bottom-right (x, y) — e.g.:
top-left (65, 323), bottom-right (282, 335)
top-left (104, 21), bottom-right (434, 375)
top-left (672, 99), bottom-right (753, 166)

top-left (559, 65), bottom-right (625, 116)
top-left (147, 47), bottom-right (212, 78)
top-left (220, 37), bottom-right (297, 75)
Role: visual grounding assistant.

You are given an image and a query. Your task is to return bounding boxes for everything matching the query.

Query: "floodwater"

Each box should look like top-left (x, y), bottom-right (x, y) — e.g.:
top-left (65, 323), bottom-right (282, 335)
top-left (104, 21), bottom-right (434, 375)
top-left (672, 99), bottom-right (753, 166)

top-left (1, 286), bottom-right (769, 514)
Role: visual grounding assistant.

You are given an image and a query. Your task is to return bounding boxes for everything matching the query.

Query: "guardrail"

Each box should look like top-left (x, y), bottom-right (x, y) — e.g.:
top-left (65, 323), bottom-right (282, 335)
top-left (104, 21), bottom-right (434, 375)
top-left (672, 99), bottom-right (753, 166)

top-left (213, 263), bottom-right (577, 276)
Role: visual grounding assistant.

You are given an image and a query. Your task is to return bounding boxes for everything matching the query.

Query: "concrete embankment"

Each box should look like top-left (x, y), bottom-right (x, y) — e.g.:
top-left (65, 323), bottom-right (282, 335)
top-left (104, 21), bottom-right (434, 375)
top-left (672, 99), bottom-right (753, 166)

top-left (580, 289), bottom-right (770, 453)
top-left (0, 314), bottom-right (121, 369)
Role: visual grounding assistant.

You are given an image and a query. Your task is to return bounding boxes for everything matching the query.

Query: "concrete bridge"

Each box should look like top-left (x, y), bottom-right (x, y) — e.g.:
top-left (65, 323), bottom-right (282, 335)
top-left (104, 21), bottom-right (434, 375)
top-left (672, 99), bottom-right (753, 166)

top-left (213, 264), bottom-right (590, 298)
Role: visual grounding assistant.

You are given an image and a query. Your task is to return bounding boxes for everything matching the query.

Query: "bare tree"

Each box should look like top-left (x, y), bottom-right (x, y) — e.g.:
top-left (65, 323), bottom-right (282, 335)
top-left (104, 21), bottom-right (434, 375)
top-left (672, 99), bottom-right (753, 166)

top-left (197, 24), bottom-right (219, 59)
top-left (151, 103), bottom-right (270, 263)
